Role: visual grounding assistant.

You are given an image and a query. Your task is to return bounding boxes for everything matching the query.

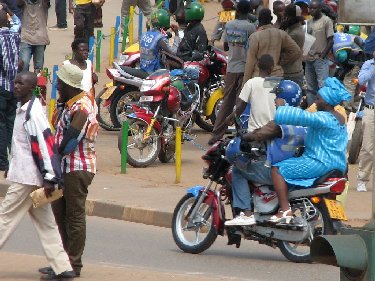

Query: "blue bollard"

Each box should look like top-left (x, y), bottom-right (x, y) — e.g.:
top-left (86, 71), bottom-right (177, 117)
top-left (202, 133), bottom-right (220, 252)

top-left (88, 36), bottom-right (95, 63)
top-left (114, 16), bottom-right (121, 59)
top-left (138, 11), bottom-right (143, 41)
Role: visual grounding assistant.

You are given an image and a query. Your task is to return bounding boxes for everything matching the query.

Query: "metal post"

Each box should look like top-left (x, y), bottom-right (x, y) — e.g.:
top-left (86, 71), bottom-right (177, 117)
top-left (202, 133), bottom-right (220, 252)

top-left (48, 65), bottom-right (59, 126)
top-left (88, 36), bottom-right (95, 63)
top-left (175, 127), bottom-right (182, 183)
top-left (109, 27), bottom-right (115, 66)
top-left (129, 6), bottom-right (135, 45)
top-left (121, 121), bottom-right (129, 174)
top-left (114, 16), bottom-right (120, 59)
top-left (138, 11), bottom-right (143, 42)
top-left (96, 30), bottom-right (102, 72)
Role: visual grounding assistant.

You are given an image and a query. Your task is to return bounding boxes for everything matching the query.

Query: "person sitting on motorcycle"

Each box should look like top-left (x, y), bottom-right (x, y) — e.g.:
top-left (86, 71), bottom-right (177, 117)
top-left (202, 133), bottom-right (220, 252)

top-left (140, 9), bottom-right (181, 75)
top-left (269, 77), bottom-right (351, 223)
top-left (224, 80), bottom-right (302, 226)
top-left (210, 0), bottom-right (235, 45)
top-left (177, 2), bottom-right (208, 62)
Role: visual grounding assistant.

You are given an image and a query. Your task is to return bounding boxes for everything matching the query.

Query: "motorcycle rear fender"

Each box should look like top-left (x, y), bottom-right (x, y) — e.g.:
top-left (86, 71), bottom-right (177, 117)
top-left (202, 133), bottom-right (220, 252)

top-left (186, 186), bottom-right (223, 233)
top-left (205, 87), bottom-right (224, 117)
top-left (127, 110), bottom-right (162, 133)
top-left (101, 85), bottom-right (117, 100)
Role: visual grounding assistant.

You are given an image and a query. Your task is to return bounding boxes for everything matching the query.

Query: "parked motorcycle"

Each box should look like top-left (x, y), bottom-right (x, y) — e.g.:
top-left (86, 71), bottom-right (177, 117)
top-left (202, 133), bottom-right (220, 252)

top-left (118, 69), bottom-right (200, 168)
top-left (172, 139), bottom-right (347, 263)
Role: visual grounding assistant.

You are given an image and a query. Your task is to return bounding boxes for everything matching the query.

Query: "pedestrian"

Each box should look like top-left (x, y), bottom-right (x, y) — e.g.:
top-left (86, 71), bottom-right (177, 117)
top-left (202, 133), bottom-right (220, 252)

top-left (94, 6), bottom-right (103, 28)
top-left (280, 3), bottom-right (305, 87)
top-left (69, 0), bottom-right (96, 43)
top-left (18, 0), bottom-right (50, 73)
top-left (42, 64), bottom-right (98, 277)
top-left (304, 0), bottom-right (334, 105)
top-left (262, 0), bottom-right (290, 23)
top-left (0, 9), bottom-right (20, 171)
top-left (49, 0), bottom-right (68, 30)
top-left (1, 0), bottom-right (22, 19)
top-left (242, 8), bottom-right (301, 83)
top-left (272, 0), bottom-right (285, 29)
top-left (121, 0), bottom-right (152, 39)
top-left (1, 71), bottom-right (75, 280)
top-left (63, 38), bottom-right (98, 100)
top-left (208, 0), bottom-right (256, 144)
top-left (356, 50), bottom-right (375, 192)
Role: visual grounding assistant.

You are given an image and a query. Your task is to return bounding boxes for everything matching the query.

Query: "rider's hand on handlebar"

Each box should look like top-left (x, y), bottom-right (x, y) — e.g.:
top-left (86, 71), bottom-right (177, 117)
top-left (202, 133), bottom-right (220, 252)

top-left (225, 112), bottom-right (235, 126)
top-left (170, 24), bottom-right (179, 35)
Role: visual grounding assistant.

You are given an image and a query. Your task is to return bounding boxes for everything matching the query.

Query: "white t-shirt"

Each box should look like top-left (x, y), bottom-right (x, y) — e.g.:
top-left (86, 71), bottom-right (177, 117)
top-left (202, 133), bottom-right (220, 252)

top-left (269, 0), bottom-right (292, 24)
top-left (63, 60), bottom-right (93, 93)
top-left (238, 77), bottom-right (276, 132)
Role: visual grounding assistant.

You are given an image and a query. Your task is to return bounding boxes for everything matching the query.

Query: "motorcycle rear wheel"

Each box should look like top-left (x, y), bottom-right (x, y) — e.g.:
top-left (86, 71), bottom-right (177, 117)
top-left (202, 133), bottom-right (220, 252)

top-left (96, 89), bottom-right (119, 131)
top-left (110, 90), bottom-right (141, 128)
top-left (348, 120), bottom-right (363, 164)
top-left (172, 194), bottom-right (218, 254)
top-left (125, 119), bottom-right (161, 168)
top-left (277, 202), bottom-right (334, 263)
top-left (195, 113), bottom-right (215, 132)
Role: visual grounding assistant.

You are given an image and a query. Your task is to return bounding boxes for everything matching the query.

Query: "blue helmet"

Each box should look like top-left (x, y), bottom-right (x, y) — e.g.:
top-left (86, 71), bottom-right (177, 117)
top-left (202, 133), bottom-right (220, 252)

top-left (225, 137), bottom-right (251, 169)
top-left (272, 80), bottom-right (302, 107)
top-left (294, 0), bottom-right (310, 6)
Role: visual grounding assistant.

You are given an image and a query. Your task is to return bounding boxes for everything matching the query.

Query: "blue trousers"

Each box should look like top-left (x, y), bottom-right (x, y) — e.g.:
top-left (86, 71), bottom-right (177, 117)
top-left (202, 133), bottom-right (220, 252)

top-left (20, 43), bottom-right (46, 73)
top-left (305, 58), bottom-right (329, 106)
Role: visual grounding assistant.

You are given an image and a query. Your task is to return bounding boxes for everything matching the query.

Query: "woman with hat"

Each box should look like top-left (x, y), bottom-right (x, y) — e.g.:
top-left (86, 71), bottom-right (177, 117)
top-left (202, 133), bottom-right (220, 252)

top-left (268, 77), bottom-right (351, 223)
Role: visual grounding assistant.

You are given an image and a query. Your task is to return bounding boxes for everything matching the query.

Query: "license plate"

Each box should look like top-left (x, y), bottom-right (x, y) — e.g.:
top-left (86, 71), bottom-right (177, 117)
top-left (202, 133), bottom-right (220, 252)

top-left (324, 198), bottom-right (348, 221)
top-left (139, 95), bottom-right (153, 102)
top-left (219, 10), bottom-right (236, 23)
top-left (101, 86), bottom-right (117, 100)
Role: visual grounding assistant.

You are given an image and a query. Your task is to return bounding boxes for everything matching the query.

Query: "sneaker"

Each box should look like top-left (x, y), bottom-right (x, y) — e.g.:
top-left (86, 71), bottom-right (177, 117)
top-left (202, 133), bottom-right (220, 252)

top-left (40, 270), bottom-right (76, 280)
top-left (48, 25), bottom-right (67, 31)
top-left (225, 212), bottom-right (256, 226)
top-left (357, 180), bottom-right (367, 192)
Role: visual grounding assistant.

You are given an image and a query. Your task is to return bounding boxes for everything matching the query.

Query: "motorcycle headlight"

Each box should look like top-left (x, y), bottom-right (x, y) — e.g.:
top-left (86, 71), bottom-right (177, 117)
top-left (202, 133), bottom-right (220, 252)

top-left (140, 80), bottom-right (157, 92)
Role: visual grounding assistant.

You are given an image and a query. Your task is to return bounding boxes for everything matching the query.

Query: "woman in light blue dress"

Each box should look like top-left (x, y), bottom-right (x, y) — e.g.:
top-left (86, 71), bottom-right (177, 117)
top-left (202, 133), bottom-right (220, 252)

top-left (269, 77), bottom-right (351, 223)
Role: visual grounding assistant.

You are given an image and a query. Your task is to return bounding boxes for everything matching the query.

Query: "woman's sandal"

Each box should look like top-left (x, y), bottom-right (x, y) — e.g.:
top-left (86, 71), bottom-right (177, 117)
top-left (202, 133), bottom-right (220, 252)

top-left (268, 208), bottom-right (293, 224)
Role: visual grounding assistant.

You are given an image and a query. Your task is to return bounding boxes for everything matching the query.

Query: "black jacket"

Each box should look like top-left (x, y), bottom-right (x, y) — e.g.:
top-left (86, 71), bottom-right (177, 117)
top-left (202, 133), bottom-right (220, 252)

top-left (177, 22), bottom-right (208, 61)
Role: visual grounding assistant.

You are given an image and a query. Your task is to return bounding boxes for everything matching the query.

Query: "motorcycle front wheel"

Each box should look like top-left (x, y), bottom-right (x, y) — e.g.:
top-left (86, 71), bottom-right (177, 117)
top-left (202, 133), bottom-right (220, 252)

top-left (277, 202), bottom-right (334, 263)
top-left (348, 120), bottom-right (363, 164)
top-left (96, 89), bottom-right (119, 131)
top-left (125, 119), bottom-right (161, 168)
top-left (172, 194), bottom-right (218, 254)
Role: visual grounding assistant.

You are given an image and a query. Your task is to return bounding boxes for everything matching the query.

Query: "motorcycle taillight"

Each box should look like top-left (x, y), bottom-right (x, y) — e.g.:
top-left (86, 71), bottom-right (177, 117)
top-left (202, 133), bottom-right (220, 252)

top-left (329, 178), bottom-right (347, 194)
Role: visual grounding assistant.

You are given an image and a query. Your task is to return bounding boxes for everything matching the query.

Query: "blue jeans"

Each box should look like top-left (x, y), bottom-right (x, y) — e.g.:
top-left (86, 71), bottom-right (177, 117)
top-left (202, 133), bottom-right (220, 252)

top-left (231, 161), bottom-right (273, 211)
top-left (305, 58), bottom-right (329, 106)
top-left (20, 43), bottom-right (46, 72)
top-left (0, 88), bottom-right (17, 168)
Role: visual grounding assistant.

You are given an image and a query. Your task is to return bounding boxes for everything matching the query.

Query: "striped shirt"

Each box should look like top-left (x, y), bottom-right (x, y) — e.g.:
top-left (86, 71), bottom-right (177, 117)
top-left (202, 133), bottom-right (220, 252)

top-left (55, 92), bottom-right (99, 174)
top-left (0, 27), bottom-right (20, 92)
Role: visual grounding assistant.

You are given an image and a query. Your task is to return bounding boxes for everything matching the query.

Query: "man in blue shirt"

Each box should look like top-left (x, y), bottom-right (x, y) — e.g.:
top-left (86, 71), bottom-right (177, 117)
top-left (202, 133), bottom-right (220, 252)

top-left (357, 50), bottom-right (375, 192)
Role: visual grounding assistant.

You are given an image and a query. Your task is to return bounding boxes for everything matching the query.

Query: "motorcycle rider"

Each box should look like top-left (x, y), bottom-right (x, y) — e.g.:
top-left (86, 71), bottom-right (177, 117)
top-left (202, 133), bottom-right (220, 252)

top-left (177, 2), bottom-right (208, 62)
top-left (225, 80), bottom-right (303, 226)
top-left (139, 9), bottom-right (182, 76)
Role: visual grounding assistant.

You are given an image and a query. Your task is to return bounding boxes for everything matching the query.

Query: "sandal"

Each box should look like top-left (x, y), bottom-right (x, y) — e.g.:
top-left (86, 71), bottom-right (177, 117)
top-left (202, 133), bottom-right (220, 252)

top-left (269, 208), bottom-right (293, 224)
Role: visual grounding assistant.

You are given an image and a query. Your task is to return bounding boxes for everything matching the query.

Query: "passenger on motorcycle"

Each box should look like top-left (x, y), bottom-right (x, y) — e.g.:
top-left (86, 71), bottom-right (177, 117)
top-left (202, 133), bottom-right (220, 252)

top-left (270, 77), bottom-right (351, 223)
top-left (177, 2), bottom-right (208, 62)
top-left (224, 80), bottom-right (302, 226)
top-left (140, 9), bottom-right (181, 74)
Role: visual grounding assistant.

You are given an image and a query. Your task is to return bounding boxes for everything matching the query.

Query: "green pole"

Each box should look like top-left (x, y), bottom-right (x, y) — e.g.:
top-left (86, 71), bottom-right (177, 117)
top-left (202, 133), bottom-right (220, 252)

top-left (121, 120), bottom-right (129, 174)
top-left (121, 15), bottom-right (130, 52)
top-left (96, 30), bottom-right (102, 73)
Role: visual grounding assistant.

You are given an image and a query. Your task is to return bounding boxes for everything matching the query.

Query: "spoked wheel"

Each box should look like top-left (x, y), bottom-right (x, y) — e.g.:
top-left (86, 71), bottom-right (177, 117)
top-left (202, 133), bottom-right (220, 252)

top-left (125, 119), bottom-right (161, 168)
top-left (348, 120), bottom-right (363, 164)
top-left (172, 194), bottom-right (217, 254)
top-left (278, 202), bottom-right (334, 263)
top-left (110, 90), bottom-right (141, 128)
top-left (96, 89), bottom-right (119, 131)
top-left (210, 98), bottom-right (223, 126)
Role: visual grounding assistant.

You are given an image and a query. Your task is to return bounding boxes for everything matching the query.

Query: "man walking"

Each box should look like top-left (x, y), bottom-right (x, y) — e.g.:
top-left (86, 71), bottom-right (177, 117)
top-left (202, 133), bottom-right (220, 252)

top-left (304, 0), bottom-right (334, 105)
top-left (1, 71), bottom-right (75, 279)
top-left (208, 0), bottom-right (256, 144)
top-left (49, 0), bottom-right (68, 30)
top-left (69, 0), bottom-right (96, 42)
top-left (356, 50), bottom-right (375, 192)
top-left (0, 9), bottom-right (20, 171)
top-left (43, 64), bottom-right (98, 277)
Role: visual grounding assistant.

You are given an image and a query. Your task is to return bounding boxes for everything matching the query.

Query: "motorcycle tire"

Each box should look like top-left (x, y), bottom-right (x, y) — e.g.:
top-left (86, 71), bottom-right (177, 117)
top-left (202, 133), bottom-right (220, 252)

top-left (110, 89), bottom-right (141, 128)
top-left (172, 193), bottom-right (218, 254)
top-left (96, 89), bottom-right (120, 131)
top-left (194, 113), bottom-right (214, 132)
top-left (158, 140), bottom-right (175, 163)
top-left (124, 119), bottom-right (161, 168)
top-left (348, 120), bottom-right (363, 164)
top-left (277, 202), bottom-right (334, 263)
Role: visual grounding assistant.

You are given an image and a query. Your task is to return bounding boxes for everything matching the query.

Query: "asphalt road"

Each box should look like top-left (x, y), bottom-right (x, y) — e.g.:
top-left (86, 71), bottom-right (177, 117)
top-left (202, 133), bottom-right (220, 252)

top-left (2, 216), bottom-right (340, 281)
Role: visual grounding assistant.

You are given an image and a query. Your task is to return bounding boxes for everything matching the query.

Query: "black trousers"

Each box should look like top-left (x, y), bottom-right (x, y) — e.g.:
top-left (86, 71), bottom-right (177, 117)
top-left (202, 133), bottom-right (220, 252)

top-left (55, 0), bottom-right (67, 28)
top-left (74, 3), bottom-right (96, 43)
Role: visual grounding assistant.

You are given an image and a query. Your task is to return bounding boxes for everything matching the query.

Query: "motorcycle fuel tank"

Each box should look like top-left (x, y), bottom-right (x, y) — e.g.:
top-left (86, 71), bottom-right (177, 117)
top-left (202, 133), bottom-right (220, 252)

top-left (167, 86), bottom-right (181, 113)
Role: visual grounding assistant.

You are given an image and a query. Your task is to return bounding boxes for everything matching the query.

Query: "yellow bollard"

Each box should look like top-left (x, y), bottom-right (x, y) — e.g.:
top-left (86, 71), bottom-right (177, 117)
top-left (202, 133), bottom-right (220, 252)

top-left (129, 6), bottom-right (134, 45)
top-left (109, 27), bottom-right (115, 66)
top-left (175, 127), bottom-right (182, 183)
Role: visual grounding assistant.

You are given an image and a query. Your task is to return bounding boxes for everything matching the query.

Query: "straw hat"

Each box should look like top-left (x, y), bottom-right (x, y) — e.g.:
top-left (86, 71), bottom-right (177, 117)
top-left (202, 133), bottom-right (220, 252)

top-left (56, 64), bottom-right (83, 90)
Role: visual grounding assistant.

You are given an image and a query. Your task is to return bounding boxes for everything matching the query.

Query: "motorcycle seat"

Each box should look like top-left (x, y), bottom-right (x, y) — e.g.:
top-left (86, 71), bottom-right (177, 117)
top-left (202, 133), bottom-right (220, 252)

top-left (120, 66), bottom-right (149, 79)
top-left (313, 169), bottom-right (344, 185)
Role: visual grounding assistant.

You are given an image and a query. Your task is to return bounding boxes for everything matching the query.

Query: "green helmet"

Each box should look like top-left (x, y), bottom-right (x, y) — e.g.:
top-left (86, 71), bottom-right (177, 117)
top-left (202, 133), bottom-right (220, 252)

top-left (348, 25), bottom-right (361, 36)
top-left (151, 9), bottom-right (170, 28)
top-left (185, 2), bottom-right (204, 21)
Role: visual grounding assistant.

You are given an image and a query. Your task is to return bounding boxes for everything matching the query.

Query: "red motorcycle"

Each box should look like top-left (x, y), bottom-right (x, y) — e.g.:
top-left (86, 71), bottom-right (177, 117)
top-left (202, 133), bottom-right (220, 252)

top-left (118, 69), bottom-right (200, 167)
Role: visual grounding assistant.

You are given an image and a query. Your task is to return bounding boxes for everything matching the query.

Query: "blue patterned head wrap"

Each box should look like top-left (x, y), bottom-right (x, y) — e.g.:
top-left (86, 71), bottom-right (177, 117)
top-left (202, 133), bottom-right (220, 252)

top-left (318, 77), bottom-right (352, 106)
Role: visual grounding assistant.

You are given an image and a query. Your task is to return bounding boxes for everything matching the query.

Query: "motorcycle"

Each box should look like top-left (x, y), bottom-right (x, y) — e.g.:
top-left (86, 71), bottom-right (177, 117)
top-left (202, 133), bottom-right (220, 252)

top-left (119, 69), bottom-right (200, 168)
top-left (172, 139), bottom-right (347, 263)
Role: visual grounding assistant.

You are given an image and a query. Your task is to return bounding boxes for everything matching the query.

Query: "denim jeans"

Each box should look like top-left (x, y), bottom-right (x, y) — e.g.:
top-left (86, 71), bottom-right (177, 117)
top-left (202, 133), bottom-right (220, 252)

top-left (0, 88), bottom-right (17, 168)
top-left (20, 43), bottom-right (46, 72)
top-left (55, 0), bottom-right (67, 28)
top-left (231, 161), bottom-right (273, 211)
top-left (305, 58), bottom-right (330, 106)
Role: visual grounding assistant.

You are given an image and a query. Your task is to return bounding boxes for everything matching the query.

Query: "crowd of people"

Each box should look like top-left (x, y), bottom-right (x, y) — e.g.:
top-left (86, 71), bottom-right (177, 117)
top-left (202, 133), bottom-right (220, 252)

top-left (0, 0), bottom-right (373, 278)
